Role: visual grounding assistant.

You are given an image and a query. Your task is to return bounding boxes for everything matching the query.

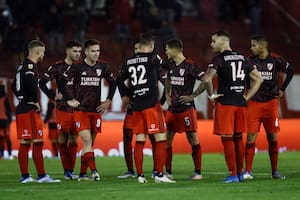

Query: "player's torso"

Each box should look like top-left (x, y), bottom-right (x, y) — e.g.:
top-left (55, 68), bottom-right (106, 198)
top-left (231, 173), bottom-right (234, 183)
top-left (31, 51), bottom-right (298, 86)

top-left (249, 55), bottom-right (280, 101)
top-left (215, 51), bottom-right (248, 106)
top-left (168, 60), bottom-right (201, 112)
top-left (125, 53), bottom-right (159, 111)
top-left (74, 62), bottom-right (105, 112)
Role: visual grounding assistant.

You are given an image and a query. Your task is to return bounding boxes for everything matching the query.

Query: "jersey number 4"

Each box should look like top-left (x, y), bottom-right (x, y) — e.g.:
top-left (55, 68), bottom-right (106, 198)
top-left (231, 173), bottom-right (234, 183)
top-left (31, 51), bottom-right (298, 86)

top-left (128, 65), bottom-right (147, 86)
top-left (231, 61), bottom-right (245, 81)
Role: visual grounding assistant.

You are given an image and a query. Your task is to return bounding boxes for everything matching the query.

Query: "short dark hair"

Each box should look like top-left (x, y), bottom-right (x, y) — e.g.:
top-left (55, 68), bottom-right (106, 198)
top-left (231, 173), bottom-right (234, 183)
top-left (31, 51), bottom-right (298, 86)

top-left (28, 40), bottom-right (45, 50)
top-left (212, 30), bottom-right (231, 39)
top-left (139, 32), bottom-right (154, 45)
top-left (251, 35), bottom-right (268, 43)
top-left (66, 40), bottom-right (82, 49)
top-left (84, 39), bottom-right (100, 48)
top-left (166, 38), bottom-right (183, 51)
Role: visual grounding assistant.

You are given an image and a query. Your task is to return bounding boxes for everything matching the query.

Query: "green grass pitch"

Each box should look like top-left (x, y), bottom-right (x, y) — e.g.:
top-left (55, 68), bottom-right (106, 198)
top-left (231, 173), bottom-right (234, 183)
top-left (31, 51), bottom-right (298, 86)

top-left (0, 152), bottom-right (299, 200)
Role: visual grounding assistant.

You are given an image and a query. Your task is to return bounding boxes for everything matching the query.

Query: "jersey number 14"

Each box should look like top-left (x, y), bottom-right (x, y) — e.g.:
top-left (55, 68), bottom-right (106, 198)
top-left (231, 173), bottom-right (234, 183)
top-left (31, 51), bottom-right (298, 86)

top-left (231, 61), bottom-right (245, 81)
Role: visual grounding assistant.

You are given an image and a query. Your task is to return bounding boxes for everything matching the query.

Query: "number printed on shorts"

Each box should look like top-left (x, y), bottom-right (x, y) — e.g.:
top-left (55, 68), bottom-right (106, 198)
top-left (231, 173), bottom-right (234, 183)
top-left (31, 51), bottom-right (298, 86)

top-left (184, 117), bottom-right (190, 127)
top-left (128, 65), bottom-right (147, 86)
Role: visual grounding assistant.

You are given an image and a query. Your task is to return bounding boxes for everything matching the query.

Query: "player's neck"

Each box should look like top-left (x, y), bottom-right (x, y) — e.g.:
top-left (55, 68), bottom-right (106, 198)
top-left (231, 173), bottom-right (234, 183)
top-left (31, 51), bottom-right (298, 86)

top-left (64, 57), bottom-right (73, 65)
top-left (27, 55), bottom-right (38, 64)
top-left (84, 58), bottom-right (96, 66)
top-left (174, 53), bottom-right (185, 66)
top-left (258, 50), bottom-right (269, 59)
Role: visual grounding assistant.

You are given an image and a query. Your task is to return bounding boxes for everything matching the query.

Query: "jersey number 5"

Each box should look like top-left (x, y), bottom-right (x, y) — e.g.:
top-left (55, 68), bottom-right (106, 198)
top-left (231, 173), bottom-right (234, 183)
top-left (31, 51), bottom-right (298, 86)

top-left (231, 61), bottom-right (245, 81)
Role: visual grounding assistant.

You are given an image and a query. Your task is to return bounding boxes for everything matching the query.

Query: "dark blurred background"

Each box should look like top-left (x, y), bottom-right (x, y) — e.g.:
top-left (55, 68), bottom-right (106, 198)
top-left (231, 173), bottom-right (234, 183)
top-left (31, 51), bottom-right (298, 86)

top-left (0, 0), bottom-right (299, 118)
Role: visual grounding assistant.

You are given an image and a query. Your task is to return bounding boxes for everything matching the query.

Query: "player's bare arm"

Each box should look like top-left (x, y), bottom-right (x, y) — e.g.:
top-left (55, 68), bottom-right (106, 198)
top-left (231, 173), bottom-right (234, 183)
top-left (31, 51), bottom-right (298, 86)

top-left (245, 69), bottom-right (263, 101)
top-left (165, 77), bottom-right (172, 106)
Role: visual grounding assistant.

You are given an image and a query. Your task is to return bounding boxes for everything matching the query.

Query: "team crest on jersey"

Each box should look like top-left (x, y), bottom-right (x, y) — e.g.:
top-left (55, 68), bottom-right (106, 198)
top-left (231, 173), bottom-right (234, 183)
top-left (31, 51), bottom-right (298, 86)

top-left (179, 68), bottom-right (185, 76)
top-left (28, 64), bottom-right (33, 69)
top-left (38, 130), bottom-right (43, 136)
top-left (253, 64), bottom-right (257, 69)
top-left (81, 71), bottom-right (87, 75)
top-left (96, 69), bottom-right (102, 76)
top-left (76, 122), bottom-right (81, 128)
top-left (267, 63), bottom-right (273, 70)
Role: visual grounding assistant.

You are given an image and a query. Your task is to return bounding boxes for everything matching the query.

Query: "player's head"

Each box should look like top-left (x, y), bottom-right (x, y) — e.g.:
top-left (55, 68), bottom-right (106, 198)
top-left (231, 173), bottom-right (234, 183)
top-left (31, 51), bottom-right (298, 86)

top-left (139, 32), bottom-right (155, 53)
top-left (27, 40), bottom-right (45, 63)
top-left (134, 42), bottom-right (140, 54)
top-left (66, 40), bottom-right (82, 62)
top-left (250, 35), bottom-right (268, 56)
top-left (165, 38), bottom-right (183, 60)
top-left (84, 39), bottom-right (100, 63)
top-left (210, 30), bottom-right (231, 53)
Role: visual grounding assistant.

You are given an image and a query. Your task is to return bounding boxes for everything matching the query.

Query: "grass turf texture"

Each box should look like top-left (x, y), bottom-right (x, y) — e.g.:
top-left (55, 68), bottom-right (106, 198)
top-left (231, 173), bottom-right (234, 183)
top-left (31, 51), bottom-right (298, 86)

top-left (0, 152), bottom-right (299, 200)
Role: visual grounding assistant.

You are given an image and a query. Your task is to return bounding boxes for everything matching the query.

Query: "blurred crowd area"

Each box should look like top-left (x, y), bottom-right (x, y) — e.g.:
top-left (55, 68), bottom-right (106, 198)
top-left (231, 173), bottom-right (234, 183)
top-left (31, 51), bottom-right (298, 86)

top-left (0, 0), bottom-right (265, 76)
top-left (0, 0), bottom-right (299, 76)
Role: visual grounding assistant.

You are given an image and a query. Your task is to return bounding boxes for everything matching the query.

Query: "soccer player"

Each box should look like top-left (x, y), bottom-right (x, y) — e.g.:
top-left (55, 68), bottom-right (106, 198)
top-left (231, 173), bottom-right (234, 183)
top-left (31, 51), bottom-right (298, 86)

top-left (116, 42), bottom-right (140, 179)
top-left (164, 38), bottom-right (206, 180)
top-left (243, 35), bottom-right (294, 180)
top-left (39, 40), bottom-right (82, 180)
top-left (202, 31), bottom-right (262, 183)
top-left (11, 40), bottom-right (61, 183)
top-left (118, 33), bottom-right (175, 183)
top-left (67, 39), bottom-right (116, 181)
top-left (0, 84), bottom-right (12, 160)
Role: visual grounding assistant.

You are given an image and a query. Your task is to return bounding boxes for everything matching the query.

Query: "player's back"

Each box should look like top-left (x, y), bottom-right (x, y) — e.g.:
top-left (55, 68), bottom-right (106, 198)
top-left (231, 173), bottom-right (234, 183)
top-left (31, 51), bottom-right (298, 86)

top-left (123, 52), bottom-right (160, 111)
top-left (210, 50), bottom-right (250, 106)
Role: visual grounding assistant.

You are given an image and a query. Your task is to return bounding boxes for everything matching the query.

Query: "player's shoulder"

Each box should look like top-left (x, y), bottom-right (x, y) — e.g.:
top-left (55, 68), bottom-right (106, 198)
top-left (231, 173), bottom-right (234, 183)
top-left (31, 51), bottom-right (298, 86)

top-left (22, 59), bottom-right (35, 71)
top-left (55, 59), bottom-right (64, 65)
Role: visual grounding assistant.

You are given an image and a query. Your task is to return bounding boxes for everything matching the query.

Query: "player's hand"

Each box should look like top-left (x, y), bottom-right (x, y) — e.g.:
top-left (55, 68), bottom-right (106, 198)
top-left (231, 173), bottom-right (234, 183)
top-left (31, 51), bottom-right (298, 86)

top-left (208, 93), bottom-right (223, 102)
top-left (55, 92), bottom-right (63, 100)
top-left (67, 99), bottom-right (80, 108)
top-left (27, 102), bottom-right (41, 112)
top-left (178, 95), bottom-right (194, 104)
top-left (96, 99), bottom-right (111, 113)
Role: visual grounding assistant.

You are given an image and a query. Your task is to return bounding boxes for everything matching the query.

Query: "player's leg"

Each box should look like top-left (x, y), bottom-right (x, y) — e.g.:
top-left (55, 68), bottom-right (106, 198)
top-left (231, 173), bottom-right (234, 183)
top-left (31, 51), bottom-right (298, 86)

top-left (134, 133), bottom-right (147, 183)
top-left (233, 132), bottom-right (244, 181)
top-left (117, 128), bottom-right (135, 178)
top-left (68, 134), bottom-right (78, 178)
top-left (244, 132), bottom-right (257, 178)
top-left (165, 130), bottom-right (175, 178)
top-left (58, 133), bottom-right (72, 179)
top-left (148, 134), bottom-right (157, 177)
top-left (266, 133), bottom-right (284, 179)
top-left (186, 131), bottom-right (202, 180)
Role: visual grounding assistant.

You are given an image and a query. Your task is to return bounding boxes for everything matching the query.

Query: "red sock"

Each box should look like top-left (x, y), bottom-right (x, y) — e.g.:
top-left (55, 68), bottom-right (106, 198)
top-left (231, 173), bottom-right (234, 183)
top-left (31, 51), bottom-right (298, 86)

top-left (32, 142), bottom-right (45, 176)
top-left (59, 144), bottom-right (69, 171)
top-left (165, 147), bottom-right (172, 173)
top-left (123, 129), bottom-right (134, 172)
top-left (154, 140), bottom-right (166, 174)
top-left (52, 142), bottom-right (59, 157)
top-left (68, 143), bottom-right (78, 171)
top-left (268, 141), bottom-right (278, 172)
top-left (192, 144), bottom-right (202, 173)
top-left (84, 152), bottom-right (96, 172)
top-left (134, 141), bottom-right (145, 176)
top-left (80, 155), bottom-right (88, 174)
top-left (149, 135), bottom-right (156, 171)
top-left (245, 143), bottom-right (255, 172)
top-left (18, 144), bottom-right (30, 175)
top-left (221, 137), bottom-right (236, 176)
top-left (233, 134), bottom-right (244, 174)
